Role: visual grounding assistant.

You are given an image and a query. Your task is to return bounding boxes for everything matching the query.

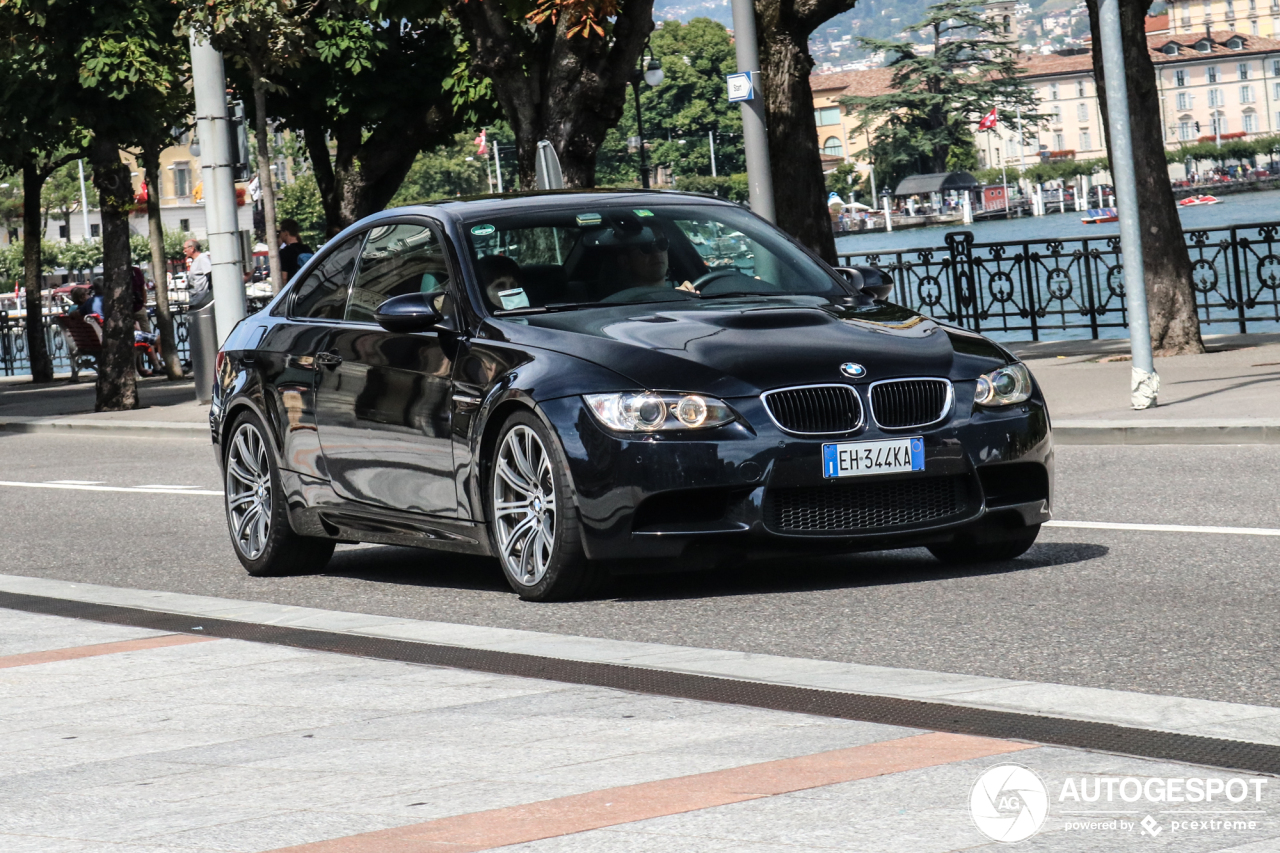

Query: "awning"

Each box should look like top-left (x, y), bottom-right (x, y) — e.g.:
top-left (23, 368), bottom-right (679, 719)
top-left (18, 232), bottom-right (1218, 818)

top-left (893, 172), bottom-right (980, 196)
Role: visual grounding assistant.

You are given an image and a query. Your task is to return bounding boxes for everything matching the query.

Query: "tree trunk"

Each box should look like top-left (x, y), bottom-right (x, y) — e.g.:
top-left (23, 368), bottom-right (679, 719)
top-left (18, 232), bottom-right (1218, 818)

top-left (451, 0), bottom-right (653, 192)
top-left (1087, 0), bottom-right (1204, 355)
top-left (21, 163), bottom-right (53, 383)
top-left (143, 148), bottom-right (182, 380)
top-left (757, 18), bottom-right (837, 263)
top-left (303, 109), bottom-right (452, 235)
top-left (89, 138), bottom-right (139, 411)
top-left (252, 74), bottom-right (284, 292)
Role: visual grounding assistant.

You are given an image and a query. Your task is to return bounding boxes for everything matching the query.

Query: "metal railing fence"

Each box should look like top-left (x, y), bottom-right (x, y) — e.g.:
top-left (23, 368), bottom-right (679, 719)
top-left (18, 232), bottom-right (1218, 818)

top-left (837, 221), bottom-right (1280, 340)
top-left (0, 307), bottom-right (192, 378)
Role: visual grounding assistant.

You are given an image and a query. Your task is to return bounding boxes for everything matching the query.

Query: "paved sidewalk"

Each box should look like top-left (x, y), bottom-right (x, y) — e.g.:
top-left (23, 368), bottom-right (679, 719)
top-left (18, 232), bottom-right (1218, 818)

top-left (3, 601), bottom-right (1278, 852)
top-left (1, 332), bottom-right (1278, 443)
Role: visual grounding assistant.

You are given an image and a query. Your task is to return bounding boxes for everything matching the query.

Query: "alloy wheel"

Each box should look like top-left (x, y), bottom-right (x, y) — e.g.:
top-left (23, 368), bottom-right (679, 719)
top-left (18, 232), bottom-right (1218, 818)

top-left (493, 424), bottom-right (557, 586)
top-left (225, 422), bottom-right (273, 561)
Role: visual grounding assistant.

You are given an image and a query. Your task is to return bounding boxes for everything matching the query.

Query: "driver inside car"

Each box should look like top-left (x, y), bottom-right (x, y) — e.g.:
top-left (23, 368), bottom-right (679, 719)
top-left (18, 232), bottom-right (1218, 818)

top-left (616, 229), bottom-right (697, 292)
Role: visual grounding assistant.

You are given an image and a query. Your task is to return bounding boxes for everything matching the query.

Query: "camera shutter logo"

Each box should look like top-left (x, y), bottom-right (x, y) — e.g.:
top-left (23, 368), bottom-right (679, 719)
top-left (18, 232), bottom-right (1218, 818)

top-left (970, 764), bottom-right (1049, 843)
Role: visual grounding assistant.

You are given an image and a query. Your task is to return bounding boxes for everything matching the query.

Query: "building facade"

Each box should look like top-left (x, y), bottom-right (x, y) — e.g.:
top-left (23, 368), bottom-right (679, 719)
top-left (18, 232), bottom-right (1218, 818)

top-left (1167, 0), bottom-right (1279, 38)
top-left (813, 30), bottom-right (1280, 182)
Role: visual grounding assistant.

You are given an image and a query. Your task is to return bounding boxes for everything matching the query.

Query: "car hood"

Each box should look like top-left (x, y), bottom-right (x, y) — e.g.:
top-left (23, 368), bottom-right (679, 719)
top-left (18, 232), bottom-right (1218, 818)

top-left (484, 297), bottom-right (1012, 398)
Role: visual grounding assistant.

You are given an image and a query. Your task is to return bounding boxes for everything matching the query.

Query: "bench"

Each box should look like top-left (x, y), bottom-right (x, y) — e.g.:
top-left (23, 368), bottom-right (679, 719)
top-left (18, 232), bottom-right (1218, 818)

top-left (53, 313), bottom-right (104, 382)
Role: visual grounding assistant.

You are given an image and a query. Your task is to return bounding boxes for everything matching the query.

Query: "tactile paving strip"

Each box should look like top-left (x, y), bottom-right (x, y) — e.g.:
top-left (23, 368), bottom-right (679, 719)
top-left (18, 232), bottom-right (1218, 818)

top-left (2, 589), bottom-right (1277, 776)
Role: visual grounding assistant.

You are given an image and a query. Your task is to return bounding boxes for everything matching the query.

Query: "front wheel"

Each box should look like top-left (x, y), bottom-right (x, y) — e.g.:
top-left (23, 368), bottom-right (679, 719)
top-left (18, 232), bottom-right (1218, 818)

top-left (488, 412), bottom-right (602, 601)
top-left (224, 411), bottom-right (335, 577)
top-left (927, 524), bottom-right (1040, 564)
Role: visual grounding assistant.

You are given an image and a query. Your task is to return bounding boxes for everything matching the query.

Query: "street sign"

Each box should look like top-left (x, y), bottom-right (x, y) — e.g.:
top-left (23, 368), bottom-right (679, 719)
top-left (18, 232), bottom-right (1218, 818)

top-left (726, 72), bottom-right (753, 102)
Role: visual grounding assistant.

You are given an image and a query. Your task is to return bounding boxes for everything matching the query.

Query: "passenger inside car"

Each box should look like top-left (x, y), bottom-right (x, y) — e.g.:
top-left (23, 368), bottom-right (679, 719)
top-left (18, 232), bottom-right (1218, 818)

top-left (476, 254), bottom-right (530, 310)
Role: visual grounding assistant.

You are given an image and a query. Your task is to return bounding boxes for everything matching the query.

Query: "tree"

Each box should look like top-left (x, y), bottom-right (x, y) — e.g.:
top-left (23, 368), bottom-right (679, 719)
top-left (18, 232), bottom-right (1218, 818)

top-left (4, 0), bottom-right (189, 407)
top-left (1085, 0), bottom-right (1203, 355)
top-left (596, 18), bottom-right (744, 187)
top-left (0, 5), bottom-right (85, 383)
top-left (181, 0), bottom-right (320, 293)
top-left (398, 0), bottom-right (655, 189)
top-left (841, 0), bottom-right (1043, 192)
top-left (752, 0), bottom-right (862, 263)
top-left (392, 132), bottom-right (491, 204)
top-left (41, 162), bottom-right (85, 238)
top-left (245, 4), bottom-right (486, 234)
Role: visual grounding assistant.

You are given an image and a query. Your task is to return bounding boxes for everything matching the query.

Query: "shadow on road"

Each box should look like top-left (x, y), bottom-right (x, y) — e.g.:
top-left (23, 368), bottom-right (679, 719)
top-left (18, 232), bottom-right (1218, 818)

top-left (317, 541), bottom-right (1109, 602)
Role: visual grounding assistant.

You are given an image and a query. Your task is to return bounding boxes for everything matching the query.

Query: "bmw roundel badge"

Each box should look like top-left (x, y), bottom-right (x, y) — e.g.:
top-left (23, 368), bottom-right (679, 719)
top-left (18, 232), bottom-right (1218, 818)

top-left (840, 362), bottom-right (867, 379)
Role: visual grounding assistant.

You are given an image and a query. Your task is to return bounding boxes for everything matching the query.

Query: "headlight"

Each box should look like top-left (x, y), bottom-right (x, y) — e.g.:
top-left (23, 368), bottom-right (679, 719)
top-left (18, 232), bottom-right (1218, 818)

top-left (584, 392), bottom-right (736, 432)
top-left (974, 363), bottom-right (1033, 407)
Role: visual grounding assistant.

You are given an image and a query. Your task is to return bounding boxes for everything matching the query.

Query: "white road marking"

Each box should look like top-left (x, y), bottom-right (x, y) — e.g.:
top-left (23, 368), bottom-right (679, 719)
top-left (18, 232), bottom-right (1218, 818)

top-left (45, 480), bottom-right (105, 485)
top-left (1047, 520), bottom-right (1280, 537)
top-left (134, 484), bottom-right (201, 490)
top-left (0, 481), bottom-right (222, 496)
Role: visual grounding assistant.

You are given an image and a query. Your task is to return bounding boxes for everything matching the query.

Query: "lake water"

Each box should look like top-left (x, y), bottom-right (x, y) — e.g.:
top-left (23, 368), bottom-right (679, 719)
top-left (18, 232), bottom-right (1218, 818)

top-left (835, 187), bottom-right (1280, 256)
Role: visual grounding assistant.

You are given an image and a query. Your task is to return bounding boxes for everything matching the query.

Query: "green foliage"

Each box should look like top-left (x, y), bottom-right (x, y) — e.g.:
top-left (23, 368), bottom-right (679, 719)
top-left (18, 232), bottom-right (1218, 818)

top-left (276, 173), bottom-right (327, 247)
top-left (60, 239), bottom-right (102, 274)
top-left (824, 161), bottom-right (863, 197)
top-left (842, 0), bottom-right (1044, 188)
top-left (163, 227), bottom-right (192, 261)
top-left (41, 162), bottom-right (91, 229)
top-left (392, 132), bottom-right (491, 204)
top-left (129, 233), bottom-right (151, 265)
top-left (673, 173), bottom-right (750, 202)
top-left (597, 19), bottom-right (744, 187)
top-left (0, 242), bottom-right (24, 286)
top-left (0, 180), bottom-right (21, 235)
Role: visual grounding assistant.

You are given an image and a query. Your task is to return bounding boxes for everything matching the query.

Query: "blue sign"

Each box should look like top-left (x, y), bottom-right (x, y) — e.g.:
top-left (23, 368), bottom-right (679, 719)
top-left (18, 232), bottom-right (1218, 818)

top-left (726, 72), bottom-right (754, 102)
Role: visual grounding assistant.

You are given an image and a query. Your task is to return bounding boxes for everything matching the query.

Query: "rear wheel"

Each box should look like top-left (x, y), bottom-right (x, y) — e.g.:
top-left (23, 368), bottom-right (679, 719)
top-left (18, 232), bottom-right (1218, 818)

top-left (488, 412), bottom-right (603, 601)
top-left (927, 524), bottom-right (1040, 564)
top-left (224, 411), bottom-right (335, 577)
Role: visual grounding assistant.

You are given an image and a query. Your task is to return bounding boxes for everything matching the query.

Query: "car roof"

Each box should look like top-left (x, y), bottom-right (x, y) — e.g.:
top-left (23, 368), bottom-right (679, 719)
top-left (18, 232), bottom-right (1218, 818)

top-left (373, 189), bottom-right (737, 225)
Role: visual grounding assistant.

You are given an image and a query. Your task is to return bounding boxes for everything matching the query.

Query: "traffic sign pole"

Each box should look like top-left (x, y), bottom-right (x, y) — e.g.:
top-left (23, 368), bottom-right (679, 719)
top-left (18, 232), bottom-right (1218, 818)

top-left (728, 0), bottom-right (776, 223)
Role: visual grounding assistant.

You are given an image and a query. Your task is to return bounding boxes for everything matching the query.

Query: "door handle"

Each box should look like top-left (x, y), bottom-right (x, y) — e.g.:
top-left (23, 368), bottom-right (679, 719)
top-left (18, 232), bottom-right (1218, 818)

top-left (315, 350), bottom-right (343, 366)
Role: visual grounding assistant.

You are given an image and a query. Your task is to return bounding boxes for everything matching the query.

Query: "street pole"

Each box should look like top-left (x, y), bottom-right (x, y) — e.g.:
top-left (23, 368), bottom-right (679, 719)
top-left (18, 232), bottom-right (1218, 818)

top-left (1016, 106), bottom-right (1026, 204)
top-left (730, 0), bottom-right (775, 222)
top-left (633, 79), bottom-right (650, 189)
top-left (76, 160), bottom-right (91, 244)
top-left (189, 32), bottom-right (246, 343)
top-left (709, 131), bottom-right (717, 178)
top-left (1097, 0), bottom-right (1158, 408)
top-left (865, 131), bottom-right (877, 202)
top-left (494, 139), bottom-right (504, 193)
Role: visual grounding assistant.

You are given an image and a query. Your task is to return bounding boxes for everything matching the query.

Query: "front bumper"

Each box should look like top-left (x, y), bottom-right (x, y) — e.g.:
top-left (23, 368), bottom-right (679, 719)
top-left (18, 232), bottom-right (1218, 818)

top-left (540, 383), bottom-right (1053, 563)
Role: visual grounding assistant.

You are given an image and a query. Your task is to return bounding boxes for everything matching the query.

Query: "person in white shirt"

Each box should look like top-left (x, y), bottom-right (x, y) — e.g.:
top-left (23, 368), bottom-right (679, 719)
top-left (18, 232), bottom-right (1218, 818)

top-left (184, 239), bottom-right (213, 303)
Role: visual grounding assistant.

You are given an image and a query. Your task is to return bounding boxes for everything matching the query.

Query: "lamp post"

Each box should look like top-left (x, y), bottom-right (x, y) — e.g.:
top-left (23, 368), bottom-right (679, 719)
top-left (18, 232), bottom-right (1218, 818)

top-left (880, 188), bottom-right (893, 233)
top-left (631, 48), bottom-right (664, 189)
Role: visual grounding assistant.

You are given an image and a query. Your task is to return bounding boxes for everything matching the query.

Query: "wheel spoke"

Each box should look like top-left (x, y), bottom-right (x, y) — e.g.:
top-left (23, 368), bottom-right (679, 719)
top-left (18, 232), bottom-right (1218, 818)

top-left (227, 491), bottom-right (255, 510)
top-left (495, 498), bottom-right (531, 517)
top-left (236, 502), bottom-right (259, 544)
top-left (496, 457), bottom-right (534, 495)
top-left (502, 513), bottom-right (537, 553)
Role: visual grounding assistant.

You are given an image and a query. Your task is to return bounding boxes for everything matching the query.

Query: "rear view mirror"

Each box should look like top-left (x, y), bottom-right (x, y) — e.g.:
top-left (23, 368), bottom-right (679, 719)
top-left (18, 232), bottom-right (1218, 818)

top-left (374, 292), bottom-right (444, 333)
top-left (832, 265), bottom-right (894, 301)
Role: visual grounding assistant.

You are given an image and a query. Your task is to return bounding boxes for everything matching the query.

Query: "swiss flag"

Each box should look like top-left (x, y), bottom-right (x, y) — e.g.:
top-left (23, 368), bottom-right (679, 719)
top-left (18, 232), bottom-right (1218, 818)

top-left (474, 129), bottom-right (488, 156)
top-left (977, 108), bottom-right (998, 131)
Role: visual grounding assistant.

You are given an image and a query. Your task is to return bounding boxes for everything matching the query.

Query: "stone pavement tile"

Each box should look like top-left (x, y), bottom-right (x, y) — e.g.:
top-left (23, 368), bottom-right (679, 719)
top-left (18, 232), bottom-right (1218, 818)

top-left (0, 835), bottom-right (226, 853)
top-left (0, 791), bottom-right (282, 843)
top-left (0, 757), bottom-right (207, 800)
top-left (155, 810), bottom-right (414, 853)
top-left (0, 609), bottom-right (168, 657)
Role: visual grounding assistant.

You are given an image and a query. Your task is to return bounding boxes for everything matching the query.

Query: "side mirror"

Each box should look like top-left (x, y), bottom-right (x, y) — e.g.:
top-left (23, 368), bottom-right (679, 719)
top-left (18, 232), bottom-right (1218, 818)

top-left (832, 265), bottom-right (894, 301)
top-left (374, 292), bottom-right (445, 333)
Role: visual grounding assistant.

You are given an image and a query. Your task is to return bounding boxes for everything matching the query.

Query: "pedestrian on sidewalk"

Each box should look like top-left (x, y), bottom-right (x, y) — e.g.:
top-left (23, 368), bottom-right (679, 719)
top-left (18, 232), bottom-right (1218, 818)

top-left (277, 219), bottom-right (313, 287)
top-left (184, 239), bottom-right (212, 304)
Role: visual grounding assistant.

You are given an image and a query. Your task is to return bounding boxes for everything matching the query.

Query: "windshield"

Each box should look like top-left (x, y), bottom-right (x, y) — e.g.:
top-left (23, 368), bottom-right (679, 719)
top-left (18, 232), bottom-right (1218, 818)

top-left (461, 202), bottom-right (847, 313)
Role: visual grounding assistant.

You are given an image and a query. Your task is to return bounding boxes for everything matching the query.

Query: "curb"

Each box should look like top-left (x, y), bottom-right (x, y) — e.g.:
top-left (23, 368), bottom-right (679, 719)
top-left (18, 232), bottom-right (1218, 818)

top-left (1054, 419), bottom-right (1280, 445)
top-left (0, 417), bottom-right (207, 439)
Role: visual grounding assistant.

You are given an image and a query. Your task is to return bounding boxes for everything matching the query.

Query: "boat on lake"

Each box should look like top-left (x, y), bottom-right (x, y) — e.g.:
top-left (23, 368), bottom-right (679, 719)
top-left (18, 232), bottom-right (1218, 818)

top-left (1081, 208), bottom-right (1119, 224)
top-left (1178, 194), bottom-right (1222, 207)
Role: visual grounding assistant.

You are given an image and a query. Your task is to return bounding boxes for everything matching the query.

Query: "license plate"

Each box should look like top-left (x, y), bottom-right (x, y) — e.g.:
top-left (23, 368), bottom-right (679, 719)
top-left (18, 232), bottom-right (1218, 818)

top-left (822, 437), bottom-right (925, 478)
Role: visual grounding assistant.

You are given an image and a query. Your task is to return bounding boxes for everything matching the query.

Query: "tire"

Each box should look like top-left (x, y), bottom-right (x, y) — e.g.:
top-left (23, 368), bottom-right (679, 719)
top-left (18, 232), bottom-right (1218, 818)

top-left (927, 523), bottom-right (1041, 565)
top-left (223, 410), bottom-right (335, 577)
top-left (487, 411), bottom-right (604, 601)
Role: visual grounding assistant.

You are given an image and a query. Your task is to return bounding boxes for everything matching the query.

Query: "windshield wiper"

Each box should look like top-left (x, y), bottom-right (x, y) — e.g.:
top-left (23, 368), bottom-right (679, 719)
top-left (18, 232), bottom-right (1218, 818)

top-left (493, 302), bottom-right (597, 316)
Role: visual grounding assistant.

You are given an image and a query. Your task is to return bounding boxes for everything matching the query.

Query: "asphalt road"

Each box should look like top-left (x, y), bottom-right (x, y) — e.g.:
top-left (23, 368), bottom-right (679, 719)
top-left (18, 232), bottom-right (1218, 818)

top-left (1, 430), bottom-right (1276, 707)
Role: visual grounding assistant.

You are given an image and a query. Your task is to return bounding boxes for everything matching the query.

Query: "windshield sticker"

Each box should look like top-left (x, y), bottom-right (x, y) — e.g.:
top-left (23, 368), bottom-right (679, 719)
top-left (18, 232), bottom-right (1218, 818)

top-left (575, 213), bottom-right (603, 226)
top-left (498, 288), bottom-right (531, 310)
top-left (470, 224), bottom-right (497, 236)
top-left (633, 209), bottom-right (655, 217)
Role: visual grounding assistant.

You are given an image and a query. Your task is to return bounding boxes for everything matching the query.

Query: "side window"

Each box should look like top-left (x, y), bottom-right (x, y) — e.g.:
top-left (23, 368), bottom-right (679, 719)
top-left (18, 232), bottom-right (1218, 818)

top-left (345, 222), bottom-right (451, 324)
top-left (291, 236), bottom-right (363, 320)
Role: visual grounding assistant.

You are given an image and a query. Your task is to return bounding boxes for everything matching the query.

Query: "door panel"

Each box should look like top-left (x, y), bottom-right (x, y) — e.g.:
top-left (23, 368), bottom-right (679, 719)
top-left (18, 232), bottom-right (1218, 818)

top-left (313, 221), bottom-right (459, 517)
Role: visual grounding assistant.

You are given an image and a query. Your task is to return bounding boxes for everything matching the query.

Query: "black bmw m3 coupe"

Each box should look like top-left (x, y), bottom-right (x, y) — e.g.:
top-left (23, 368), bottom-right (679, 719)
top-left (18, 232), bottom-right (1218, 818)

top-left (212, 191), bottom-right (1052, 600)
